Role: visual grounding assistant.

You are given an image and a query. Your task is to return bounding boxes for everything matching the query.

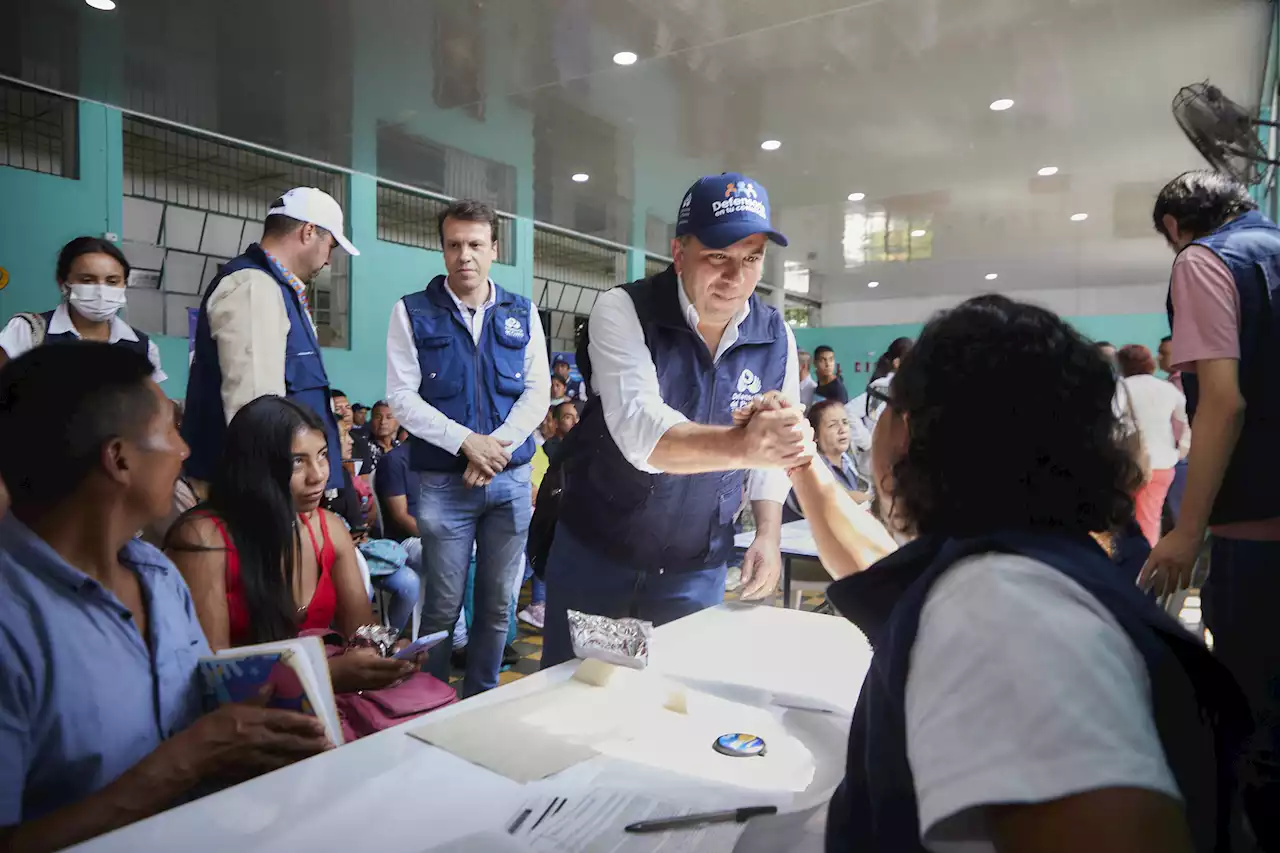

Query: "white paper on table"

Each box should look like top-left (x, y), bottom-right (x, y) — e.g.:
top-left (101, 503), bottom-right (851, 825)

top-left (505, 790), bottom-right (747, 853)
top-left (421, 831), bottom-right (533, 852)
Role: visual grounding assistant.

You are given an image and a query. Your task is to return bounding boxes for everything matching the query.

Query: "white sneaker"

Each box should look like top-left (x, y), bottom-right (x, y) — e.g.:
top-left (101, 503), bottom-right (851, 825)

top-left (518, 602), bottom-right (546, 630)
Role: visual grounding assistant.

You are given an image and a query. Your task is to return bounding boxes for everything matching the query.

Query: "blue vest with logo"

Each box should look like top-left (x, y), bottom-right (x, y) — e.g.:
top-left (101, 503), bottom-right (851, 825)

top-left (401, 276), bottom-right (536, 473)
top-left (40, 310), bottom-right (151, 359)
top-left (823, 531), bottom-right (1249, 853)
top-left (1167, 210), bottom-right (1280, 525)
top-left (182, 244), bottom-right (343, 490)
top-left (559, 266), bottom-right (789, 573)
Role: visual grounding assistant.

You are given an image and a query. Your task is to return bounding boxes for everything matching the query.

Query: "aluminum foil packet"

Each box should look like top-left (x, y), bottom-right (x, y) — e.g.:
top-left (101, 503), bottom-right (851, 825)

top-left (348, 623), bottom-right (399, 658)
top-left (567, 609), bottom-right (653, 670)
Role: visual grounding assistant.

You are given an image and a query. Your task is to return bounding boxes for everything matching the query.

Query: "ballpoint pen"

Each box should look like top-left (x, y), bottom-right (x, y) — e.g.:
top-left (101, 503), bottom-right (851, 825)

top-left (624, 805), bottom-right (778, 834)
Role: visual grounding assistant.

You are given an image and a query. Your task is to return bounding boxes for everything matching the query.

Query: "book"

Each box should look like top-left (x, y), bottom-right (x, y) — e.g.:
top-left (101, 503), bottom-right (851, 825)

top-left (198, 635), bottom-right (344, 746)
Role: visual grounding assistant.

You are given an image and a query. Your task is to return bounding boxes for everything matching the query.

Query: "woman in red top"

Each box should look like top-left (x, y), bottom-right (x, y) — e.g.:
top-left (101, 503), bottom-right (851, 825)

top-left (167, 396), bottom-right (414, 693)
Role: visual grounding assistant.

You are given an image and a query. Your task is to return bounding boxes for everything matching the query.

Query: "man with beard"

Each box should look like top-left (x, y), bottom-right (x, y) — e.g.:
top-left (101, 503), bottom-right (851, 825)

top-left (183, 188), bottom-right (358, 494)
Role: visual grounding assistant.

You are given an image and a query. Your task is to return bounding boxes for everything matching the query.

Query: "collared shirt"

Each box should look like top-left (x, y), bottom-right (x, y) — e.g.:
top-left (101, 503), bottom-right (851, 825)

top-left (386, 278), bottom-right (551, 456)
top-left (799, 374), bottom-right (818, 410)
top-left (0, 515), bottom-right (209, 824)
top-left (205, 267), bottom-right (291, 423)
top-left (587, 281), bottom-right (799, 504)
top-left (261, 248), bottom-right (314, 330)
top-left (0, 303), bottom-right (166, 383)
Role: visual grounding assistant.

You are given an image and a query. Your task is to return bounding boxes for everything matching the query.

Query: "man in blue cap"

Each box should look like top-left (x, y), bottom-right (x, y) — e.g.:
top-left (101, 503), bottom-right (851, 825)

top-left (540, 173), bottom-right (810, 668)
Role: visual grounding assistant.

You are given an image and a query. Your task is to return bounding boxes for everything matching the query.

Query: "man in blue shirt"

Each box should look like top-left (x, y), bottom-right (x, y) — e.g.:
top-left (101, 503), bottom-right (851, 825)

top-left (0, 344), bottom-right (329, 851)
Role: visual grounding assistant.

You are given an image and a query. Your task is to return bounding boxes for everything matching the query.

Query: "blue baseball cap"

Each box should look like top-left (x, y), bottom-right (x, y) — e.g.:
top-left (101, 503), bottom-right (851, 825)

top-left (675, 172), bottom-right (788, 249)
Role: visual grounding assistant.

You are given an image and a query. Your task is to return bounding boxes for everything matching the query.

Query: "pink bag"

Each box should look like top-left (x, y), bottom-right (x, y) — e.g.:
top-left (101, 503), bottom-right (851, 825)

top-left (335, 673), bottom-right (457, 739)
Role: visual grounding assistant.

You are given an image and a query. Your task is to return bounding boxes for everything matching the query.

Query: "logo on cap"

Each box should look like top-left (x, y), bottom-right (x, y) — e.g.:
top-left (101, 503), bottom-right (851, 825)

top-left (724, 182), bottom-right (759, 200)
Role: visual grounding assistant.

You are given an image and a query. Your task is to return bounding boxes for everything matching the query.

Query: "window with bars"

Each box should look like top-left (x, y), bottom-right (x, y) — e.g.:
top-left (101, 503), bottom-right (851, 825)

top-left (533, 227), bottom-right (626, 356)
top-left (120, 117), bottom-right (351, 347)
top-left (644, 254), bottom-right (671, 279)
top-left (0, 81), bottom-right (77, 178)
top-left (376, 182), bottom-right (516, 266)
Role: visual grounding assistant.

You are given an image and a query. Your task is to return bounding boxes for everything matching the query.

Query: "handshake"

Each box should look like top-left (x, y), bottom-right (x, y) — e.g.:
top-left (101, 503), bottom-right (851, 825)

top-left (732, 391), bottom-right (817, 470)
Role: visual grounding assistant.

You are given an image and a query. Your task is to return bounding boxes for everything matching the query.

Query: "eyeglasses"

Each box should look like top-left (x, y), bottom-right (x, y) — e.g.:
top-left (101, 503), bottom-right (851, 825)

top-left (867, 386), bottom-right (893, 408)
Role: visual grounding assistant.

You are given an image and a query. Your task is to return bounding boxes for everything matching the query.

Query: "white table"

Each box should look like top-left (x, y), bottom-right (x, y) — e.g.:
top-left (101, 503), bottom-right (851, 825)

top-left (734, 520), bottom-right (821, 606)
top-left (71, 604), bottom-right (871, 853)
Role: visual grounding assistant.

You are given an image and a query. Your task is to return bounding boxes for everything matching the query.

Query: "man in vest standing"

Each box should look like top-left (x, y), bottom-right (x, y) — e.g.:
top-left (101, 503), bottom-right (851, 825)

top-left (184, 188), bottom-right (356, 494)
top-left (387, 200), bottom-right (549, 697)
top-left (1143, 170), bottom-right (1280, 850)
top-left (540, 173), bottom-right (811, 669)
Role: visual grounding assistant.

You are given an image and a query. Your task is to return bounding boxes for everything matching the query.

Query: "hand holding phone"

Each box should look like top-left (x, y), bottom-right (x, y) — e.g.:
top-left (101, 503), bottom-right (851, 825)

top-left (391, 630), bottom-right (450, 660)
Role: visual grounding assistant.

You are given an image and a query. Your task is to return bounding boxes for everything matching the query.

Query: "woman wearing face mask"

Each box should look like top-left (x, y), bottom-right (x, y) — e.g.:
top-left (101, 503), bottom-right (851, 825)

top-left (0, 237), bottom-right (164, 380)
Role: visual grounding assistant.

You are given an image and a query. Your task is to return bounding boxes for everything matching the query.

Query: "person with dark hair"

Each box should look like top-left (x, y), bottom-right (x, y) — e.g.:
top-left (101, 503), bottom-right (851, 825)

top-left (183, 187), bottom-right (358, 497)
top-left (0, 345), bottom-right (328, 850)
top-left (551, 354), bottom-right (587, 402)
top-left (771, 295), bottom-right (1249, 853)
top-left (351, 402), bottom-right (370, 436)
top-left (846, 337), bottom-right (912, 444)
top-left (1146, 169), bottom-right (1280, 848)
top-left (783, 399), bottom-right (870, 522)
top-left (363, 401), bottom-right (401, 473)
top-left (1118, 344), bottom-right (1189, 546)
top-left (0, 236), bottom-right (164, 380)
top-left (1096, 340), bottom-right (1118, 366)
top-left (165, 396), bottom-right (417, 690)
top-left (550, 374), bottom-right (568, 404)
top-left (541, 399), bottom-right (579, 462)
top-left (386, 198), bottom-right (550, 697)
top-left (812, 344), bottom-right (849, 404)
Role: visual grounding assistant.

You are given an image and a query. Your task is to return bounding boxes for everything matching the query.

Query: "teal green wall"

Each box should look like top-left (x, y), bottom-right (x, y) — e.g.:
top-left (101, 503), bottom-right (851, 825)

top-left (796, 312), bottom-right (1172, 395)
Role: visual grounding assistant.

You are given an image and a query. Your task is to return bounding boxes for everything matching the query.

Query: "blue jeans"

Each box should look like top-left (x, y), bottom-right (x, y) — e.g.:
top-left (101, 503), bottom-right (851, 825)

top-left (1204, 536), bottom-right (1280, 850)
top-left (401, 536), bottom-right (467, 646)
top-left (541, 525), bottom-right (726, 669)
top-left (1165, 459), bottom-right (1189, 526)
top-left (416, 464), bottom-right (532, 697)
top-left (523, 561), bottom-right (546, 606)
top-left (371, 564), bottom-right (419, 634)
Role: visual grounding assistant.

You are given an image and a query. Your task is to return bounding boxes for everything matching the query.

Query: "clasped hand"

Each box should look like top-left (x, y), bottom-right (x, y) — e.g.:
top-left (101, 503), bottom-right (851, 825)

top-left (732, 391), bottom-right (816, 470)
top-left (460, 433), bottom-right (512, 488)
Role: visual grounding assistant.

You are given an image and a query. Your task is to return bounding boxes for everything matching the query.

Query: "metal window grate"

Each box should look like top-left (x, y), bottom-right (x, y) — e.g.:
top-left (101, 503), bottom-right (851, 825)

top-left (376, 182), bottom-right (516, 266)
top-left (645, 254), bottom-right (671, 279)
top-left (645, 214), bottom-right (675, 256)
top-left (121, 117), bottom-right (351, 347)
top-left (0, 81), bottom-right (77, 178)
top-left (533, 227), bottom-right (626, 355)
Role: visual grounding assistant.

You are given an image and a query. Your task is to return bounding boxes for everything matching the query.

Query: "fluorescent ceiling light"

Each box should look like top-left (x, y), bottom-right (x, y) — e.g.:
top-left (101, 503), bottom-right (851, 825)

top-left (985, 273), bottom-right (999, 281)
top-left (910, 229), bottom-right (926, 237)
top-left (612, 51), bottom-right (638, 66)
top-left (1070, 212), bottom-right (1089, 222)
top-left (867, 281), bottom-right (880, 289)
top-left (85, 0), bottom-right (116, 8)
top-left (760, 140), bottom-right (782, 151)
top-left (1037, 166), bottom-right (1059, 176)
top-left (989, 98), bottom-right (1015, 111)
top-left (571, 173), bottom-right (589, 183)
top-left (847, 192), bottom-right (865, 201)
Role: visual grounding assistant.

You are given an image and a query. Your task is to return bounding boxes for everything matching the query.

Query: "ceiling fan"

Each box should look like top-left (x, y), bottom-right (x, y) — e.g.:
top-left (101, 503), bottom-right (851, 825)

top-left (1172, 81), bottom-right (1280, 186)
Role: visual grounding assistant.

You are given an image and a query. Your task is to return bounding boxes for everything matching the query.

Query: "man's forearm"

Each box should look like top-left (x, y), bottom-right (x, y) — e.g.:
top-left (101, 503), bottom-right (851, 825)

top-left (752, 499), bottom-right (782, 541)
top-left (788, 460), bottom-right (897, 580)
top-left (1178, 402), bottom-right (1244, 535)
top-left (2, 745), bottom-right (199, 853)
top-left (647, 423), bottom-right (749, 474)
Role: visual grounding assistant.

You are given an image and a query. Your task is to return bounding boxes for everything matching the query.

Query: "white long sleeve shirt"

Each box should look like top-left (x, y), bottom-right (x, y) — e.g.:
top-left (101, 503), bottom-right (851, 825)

top-left (386, 280), bottom-right (550, 457)
top-left (586, 284), bottom-right (799, 504)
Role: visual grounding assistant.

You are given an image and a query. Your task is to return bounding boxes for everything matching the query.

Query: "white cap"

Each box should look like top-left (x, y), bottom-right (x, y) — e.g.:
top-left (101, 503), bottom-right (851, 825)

top-left (268, 187), bottom-right (360, 256)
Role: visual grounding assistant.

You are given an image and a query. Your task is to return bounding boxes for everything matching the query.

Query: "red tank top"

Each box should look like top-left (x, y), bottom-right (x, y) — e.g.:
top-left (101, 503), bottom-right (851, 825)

top-left (202, 511), bottom-right (338, 645)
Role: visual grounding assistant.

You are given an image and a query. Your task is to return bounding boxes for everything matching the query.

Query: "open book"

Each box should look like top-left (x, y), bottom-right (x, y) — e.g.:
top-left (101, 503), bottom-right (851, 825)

top-left (198, 635), bottom-right (344, 746)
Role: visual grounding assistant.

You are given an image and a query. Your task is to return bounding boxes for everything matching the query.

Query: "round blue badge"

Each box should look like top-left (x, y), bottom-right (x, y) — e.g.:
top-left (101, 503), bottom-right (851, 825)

top-left (713, 732), bottom-right (766, 757)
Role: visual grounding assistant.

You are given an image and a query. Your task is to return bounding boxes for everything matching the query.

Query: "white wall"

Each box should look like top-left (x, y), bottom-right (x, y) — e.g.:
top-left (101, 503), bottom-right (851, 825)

top-left (822, 283), bottom-right (1167, 326)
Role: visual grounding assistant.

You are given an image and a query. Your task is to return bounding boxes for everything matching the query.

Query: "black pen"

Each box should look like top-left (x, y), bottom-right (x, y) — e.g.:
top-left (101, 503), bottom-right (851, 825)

top-left (624, 805), bottom-right (778, 834)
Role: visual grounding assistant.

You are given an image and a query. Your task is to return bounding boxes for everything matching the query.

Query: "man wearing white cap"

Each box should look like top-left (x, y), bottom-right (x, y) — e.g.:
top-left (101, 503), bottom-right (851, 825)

top-left (183, 187), bottom-right (359, 492)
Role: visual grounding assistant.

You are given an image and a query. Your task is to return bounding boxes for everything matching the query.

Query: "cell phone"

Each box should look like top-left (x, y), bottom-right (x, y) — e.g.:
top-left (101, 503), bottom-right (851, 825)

top-left (349, 526), bottom-right (369, 536)
top-left (392, 630), bottom-right (450, 660)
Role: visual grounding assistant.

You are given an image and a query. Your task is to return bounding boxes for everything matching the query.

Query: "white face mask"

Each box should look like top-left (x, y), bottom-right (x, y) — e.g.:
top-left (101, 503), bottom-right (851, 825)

top-left (67, 284), bottom-right (127, 322)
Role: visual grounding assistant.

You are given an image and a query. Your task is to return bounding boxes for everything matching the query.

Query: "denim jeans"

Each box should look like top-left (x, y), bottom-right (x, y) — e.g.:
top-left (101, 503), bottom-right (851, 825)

top-left (371, 564), bottom-right (420, 634)
top-left (1204, 536), bottom-right (1280, 851)
top-left (541, 524), bottom-right (726, 669)
top-left (1165, 458), bottom-right (1189, 526)
top-left (402, 536), bottom-right (467, 646)
top-left (522, 560), bottom-right (546, 606)
top-left (416, 464), bottom-right (532, 696)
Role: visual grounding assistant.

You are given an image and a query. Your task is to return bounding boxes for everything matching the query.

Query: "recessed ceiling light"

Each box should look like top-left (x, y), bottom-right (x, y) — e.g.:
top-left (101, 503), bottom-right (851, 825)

top-left (571, 173), bottom-right (589, 183)
top-left (612, 51), bottom-right (638, 66)
top-left (760, 139), bottom-right (782, 151)
top-left (1037, 166), bottom-right (1059, 177)
top-left (1070, 212), bottom-right (1089, 222)
top-left (847, 192), bottom-right (865, 201)
top-left (985, 273), bottom-right (999, 281)
top-left (85, 0), bottom-right (116, 8)
top-left (867, 281), bottom-right (880, 289)
top-left (910, 229), bottom-right (926, 237)
top-left (989, 98), bottom-right (1015, 111)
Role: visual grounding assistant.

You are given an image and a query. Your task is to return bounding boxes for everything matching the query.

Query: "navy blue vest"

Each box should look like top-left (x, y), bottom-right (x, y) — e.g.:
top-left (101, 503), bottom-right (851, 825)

top-left (40, 309), bottom-right (150, 358)
top-left (401, 276), bottom-right (536, 473)
top-left (824, 532), bottom-right (1250, 853)
top-left (1167, 210), bottom-right (1280, 525)
top-left (182, 244), bottom-right (342, 490)
top-left (559, 266), bottom-right (789, 573)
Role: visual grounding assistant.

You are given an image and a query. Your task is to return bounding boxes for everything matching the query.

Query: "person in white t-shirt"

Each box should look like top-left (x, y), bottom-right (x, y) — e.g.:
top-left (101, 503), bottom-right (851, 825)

top-left (1118, 344), bottom-right (1190, 546)
top-left (797, 349), bottom-right (818, 410)
top-left (773, 295), bottom-right (1241, 853)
